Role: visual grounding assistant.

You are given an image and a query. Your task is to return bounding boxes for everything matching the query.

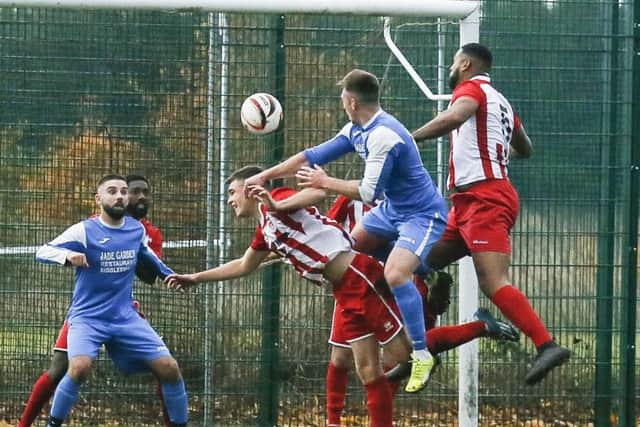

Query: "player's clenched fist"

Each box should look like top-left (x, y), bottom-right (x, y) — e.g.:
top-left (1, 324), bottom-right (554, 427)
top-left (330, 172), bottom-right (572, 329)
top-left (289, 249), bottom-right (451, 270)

top-left (65, 251), bottom-right (89, 268)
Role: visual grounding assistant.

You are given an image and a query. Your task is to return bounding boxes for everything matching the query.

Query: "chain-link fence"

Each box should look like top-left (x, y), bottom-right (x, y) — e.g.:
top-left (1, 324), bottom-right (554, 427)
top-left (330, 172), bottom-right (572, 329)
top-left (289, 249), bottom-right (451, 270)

top-left (0, 1), bottom-right (638, 426)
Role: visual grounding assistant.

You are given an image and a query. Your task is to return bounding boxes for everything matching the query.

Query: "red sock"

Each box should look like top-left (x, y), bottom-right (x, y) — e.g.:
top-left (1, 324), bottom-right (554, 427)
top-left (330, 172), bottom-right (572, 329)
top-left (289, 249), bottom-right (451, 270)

top-left (19, 372), bottom-right (57, 427)
top-left (426, 321), bottom-right (486, 354)
top-left (491, 284), bottom-right (552, 347)
top-left (364, 376), bottom-right (393, 427)
top-left (157, 382), bottom-right (171, 427)
top-left (383, 365), bottom-right (400, 398)
top-left (326, 363), bottom-right (349, 426)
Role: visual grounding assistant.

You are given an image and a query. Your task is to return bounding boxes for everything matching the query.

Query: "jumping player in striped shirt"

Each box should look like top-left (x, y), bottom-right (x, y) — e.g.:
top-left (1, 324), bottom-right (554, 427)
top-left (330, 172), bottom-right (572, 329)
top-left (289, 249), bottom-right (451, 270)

top-left (412, 42), bottom-right (570, 385)
top-left (244, 69), bottom-right (447, 393)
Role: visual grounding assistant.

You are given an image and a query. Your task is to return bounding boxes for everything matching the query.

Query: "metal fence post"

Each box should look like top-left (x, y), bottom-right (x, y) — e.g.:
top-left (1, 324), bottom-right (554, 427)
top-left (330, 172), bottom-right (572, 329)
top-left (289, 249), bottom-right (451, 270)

top-left (619, 5), bottom-right (639, 426)
top-left (594, 2), bottom-right (618, 425)
top-left (257, 14), bottom-right (286, 427)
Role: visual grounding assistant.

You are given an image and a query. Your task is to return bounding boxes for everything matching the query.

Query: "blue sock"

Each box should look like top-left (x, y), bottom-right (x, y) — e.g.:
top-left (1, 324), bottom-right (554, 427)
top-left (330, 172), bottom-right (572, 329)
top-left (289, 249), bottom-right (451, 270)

top-left (50, 374), bottom-right (81, 422)
top-left (161, 380), bottom-right (189, 424)
top-left (391, 281), bottom-right (427, 350)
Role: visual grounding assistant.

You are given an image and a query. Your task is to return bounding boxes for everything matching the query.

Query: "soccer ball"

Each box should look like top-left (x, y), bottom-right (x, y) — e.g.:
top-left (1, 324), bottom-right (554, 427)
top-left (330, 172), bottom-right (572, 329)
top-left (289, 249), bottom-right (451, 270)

top-left (240, 92), bottom-right (283, 135)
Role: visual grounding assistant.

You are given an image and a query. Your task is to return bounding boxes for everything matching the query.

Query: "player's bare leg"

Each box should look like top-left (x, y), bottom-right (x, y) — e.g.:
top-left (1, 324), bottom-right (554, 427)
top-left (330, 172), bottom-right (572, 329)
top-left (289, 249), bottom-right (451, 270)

top-left (426, 239), bottom-right (469, 271)
top-left (351, 337), bottom-right (392, 427)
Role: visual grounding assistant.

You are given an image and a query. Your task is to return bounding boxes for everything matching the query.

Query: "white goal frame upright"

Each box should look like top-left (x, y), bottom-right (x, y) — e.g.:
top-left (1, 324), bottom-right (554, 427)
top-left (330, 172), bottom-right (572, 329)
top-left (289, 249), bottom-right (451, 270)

top-left (0, 1), bottom-right (481, 426)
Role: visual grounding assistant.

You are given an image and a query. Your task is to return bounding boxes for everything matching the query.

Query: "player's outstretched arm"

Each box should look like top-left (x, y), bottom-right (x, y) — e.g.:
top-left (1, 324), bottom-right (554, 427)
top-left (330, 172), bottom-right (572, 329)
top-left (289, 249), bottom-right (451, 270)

top-left (164, 247), bottom-right (269, 291)
top-left (137, 243), bottom-right (174, 282)
top-left (412, 97), bottom-right (479, 142)
top-left (244, 152), bottom-right (309, 190)
top-left (296, 165), bottom-right (361, 201)
top-left (249, 184), bottom-right (327, 212)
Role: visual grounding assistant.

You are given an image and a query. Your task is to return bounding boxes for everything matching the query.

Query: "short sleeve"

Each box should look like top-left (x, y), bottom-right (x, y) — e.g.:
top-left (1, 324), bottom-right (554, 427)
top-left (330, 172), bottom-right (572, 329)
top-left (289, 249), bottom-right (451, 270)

top-left (325, 195), bottom-right (351, 223)
top-left (451, 80), bottom-right (485, 104)
top-left (250, 225), bottom-right (268, 251)
top-left (270, 187), bottom-right (297, 201)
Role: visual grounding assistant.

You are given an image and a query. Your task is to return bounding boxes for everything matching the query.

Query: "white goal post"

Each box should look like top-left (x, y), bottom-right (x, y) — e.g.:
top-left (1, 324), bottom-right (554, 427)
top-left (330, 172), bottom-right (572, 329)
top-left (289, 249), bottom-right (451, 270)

top-left (383, 8), bottom-right (481, 427)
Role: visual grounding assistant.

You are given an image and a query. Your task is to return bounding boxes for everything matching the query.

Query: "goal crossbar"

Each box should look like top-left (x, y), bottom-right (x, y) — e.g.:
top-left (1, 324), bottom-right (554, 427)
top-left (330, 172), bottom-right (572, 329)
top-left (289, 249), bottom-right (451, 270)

top-left (0, 0), bottom-right (478, 17)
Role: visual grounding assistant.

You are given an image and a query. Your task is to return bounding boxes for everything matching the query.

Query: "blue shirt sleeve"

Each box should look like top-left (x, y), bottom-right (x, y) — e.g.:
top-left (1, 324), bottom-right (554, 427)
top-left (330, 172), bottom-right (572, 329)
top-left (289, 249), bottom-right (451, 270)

top-left (137, 243), bottom-right (174, 280)
top-left (304, 128), bottom-right (354, 166)
top-left (35, 222), bottom-right (86, 265)
top-left (359, 127), bottom-right (403, 203)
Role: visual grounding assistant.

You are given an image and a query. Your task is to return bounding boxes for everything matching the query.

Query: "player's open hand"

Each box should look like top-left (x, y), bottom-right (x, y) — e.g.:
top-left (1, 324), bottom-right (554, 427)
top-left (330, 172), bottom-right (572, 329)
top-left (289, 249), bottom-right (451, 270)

top-left (66, 252), bottom-right (89, 268)
top-left (164, 273), bottom-right (198, 292)
top-left (243, 173), bottom-right (265, 195)
top-left (247, 184), bottom-right (279, 211)
top-left (296, 164), bottom-right (328, 189)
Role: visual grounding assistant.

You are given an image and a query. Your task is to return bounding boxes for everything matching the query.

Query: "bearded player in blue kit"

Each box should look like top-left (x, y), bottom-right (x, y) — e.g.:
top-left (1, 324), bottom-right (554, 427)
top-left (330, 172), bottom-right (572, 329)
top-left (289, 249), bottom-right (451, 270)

top-left (35, 174), bottom-right (188, 427)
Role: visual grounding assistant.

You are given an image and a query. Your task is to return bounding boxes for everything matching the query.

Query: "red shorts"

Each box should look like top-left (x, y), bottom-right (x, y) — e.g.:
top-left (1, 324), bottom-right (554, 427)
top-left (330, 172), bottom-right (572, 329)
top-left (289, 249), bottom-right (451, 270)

top-left (53, 321), bottom-right (69, 352)
top-left (329, 253), bottom-right (403, 347)
top-left (442, 179), bottom-right (519, 254)
top-left (329, 272), bottom-right (435, 346)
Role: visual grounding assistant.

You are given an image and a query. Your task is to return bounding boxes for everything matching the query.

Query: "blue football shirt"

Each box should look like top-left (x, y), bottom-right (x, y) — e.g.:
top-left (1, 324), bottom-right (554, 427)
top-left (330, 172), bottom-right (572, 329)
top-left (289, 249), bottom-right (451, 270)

top-left (36, 216), bottom-right (173, 322)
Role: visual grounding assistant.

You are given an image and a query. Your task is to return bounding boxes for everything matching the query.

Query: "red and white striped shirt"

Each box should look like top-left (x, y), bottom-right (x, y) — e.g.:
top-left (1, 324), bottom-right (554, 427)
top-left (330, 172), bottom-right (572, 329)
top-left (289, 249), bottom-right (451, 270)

top-left (325, 195), bottom-right (377, 233)
top-left (250, 188), bottom-right (353, 285)
top-left (448, 74), bottom-right (522, 190)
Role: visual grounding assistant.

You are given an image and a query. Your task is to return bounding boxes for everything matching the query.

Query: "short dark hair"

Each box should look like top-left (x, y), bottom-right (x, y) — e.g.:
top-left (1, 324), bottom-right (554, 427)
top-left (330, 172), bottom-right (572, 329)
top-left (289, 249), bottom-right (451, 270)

top-left (460, 43), bottom-right (493, 72)
top-left (337, 69), bottom-right (379, 104)
top-left (225, 165), bottom-right (265, 185)
top-left (97, 174), bottom-right (126, 190)
top-left (125, 174), bottom-right (149, 185)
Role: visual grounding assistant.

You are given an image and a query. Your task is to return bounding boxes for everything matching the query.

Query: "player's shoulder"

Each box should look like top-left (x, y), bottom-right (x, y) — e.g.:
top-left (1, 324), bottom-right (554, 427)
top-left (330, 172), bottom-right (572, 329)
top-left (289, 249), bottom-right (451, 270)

top-left (454, 78), bottom-right (484, 94)
top-left (120, 216), bottom-right (146, 233)
top-left (338, 121), bottom-right (355, 137)
top-left (370, 111), bottom-right (409, 139)
top-left (270, 186), bottom-right (297, 201)
top-left (81, 216), bottom-right (100, 229)
top-left (140, 217), bottom-right (160, 232)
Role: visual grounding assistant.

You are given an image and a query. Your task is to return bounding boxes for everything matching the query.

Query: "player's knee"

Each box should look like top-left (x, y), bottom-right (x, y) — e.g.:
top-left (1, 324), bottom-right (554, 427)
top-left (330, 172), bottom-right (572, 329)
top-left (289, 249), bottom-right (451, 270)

top-left (68, 358), bottom-right (92, 382)
top-left (383, 265), bottom-right (411, 287)
top-left (152, 356), bottom-right (182, 382)
top-left (354, 362), bottom-right (380, 384)
top-left (47, 352), bottom-right (69, 382)
top-left (330, 347), bottom-right (353, 369)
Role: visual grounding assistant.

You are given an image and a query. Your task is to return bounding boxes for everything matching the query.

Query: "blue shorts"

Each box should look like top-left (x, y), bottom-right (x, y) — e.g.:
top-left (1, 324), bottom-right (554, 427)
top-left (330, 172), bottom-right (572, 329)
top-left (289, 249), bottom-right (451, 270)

top-left (361, 199), bottom-right (447, 262)
top-left (67, 314), bottom-right (171, 375)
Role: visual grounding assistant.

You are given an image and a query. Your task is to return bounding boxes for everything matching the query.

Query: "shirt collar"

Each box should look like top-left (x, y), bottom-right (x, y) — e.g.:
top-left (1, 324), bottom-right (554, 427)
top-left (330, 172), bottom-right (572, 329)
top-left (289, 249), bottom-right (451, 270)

top-left (359, 109), bottom-right (383, 130)
top-left (98, 216), bottom-right (126, 229)
top-left (470, 73), bottom-right (491, 83)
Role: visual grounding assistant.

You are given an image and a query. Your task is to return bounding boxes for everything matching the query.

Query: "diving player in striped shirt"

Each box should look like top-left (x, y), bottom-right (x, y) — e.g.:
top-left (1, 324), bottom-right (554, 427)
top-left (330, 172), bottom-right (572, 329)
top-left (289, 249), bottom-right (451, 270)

top-left (166, 166), bottom-right (425, 427)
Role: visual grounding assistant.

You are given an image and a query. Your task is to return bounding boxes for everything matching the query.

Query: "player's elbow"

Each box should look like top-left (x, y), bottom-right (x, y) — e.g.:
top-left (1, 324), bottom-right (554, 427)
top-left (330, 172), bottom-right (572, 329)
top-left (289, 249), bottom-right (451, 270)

top-left (511, 128), bottom-right (533, 158)
top-left (358, 183), bottom-right (377, 205)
